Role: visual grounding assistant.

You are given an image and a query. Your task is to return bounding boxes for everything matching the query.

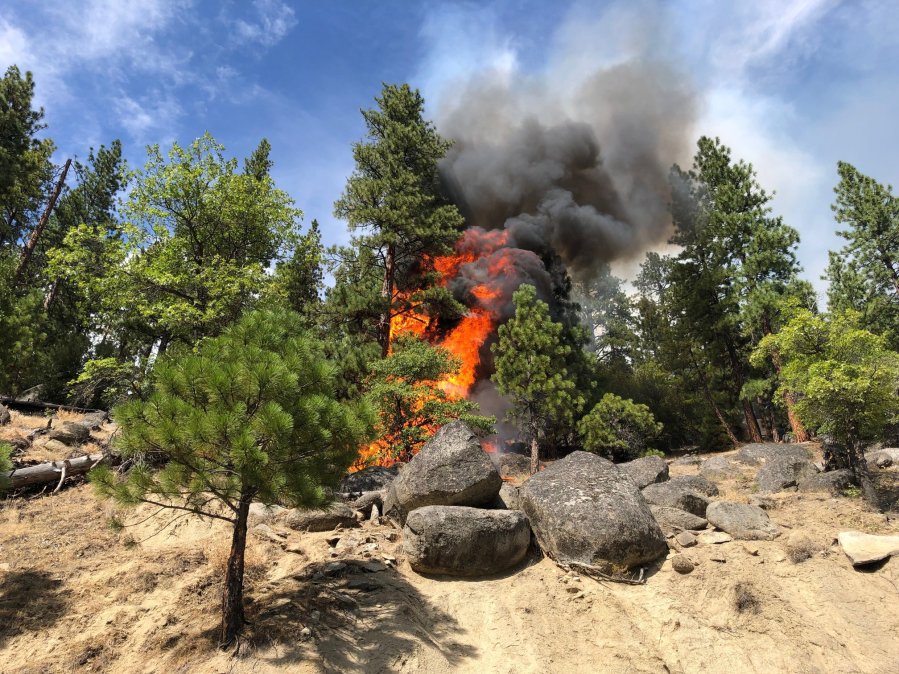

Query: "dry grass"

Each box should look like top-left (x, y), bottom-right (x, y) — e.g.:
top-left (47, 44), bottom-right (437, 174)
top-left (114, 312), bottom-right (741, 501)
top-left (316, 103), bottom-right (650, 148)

top-left (785, 534), bottom-right (822, 564)
top-left (734, 582), bottom-right (761, 614)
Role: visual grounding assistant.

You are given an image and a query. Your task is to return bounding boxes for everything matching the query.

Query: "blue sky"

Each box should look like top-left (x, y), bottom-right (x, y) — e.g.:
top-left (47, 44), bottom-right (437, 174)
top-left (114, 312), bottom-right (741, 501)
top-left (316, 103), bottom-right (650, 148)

top-left (2, 0), bottom-right (897, 299)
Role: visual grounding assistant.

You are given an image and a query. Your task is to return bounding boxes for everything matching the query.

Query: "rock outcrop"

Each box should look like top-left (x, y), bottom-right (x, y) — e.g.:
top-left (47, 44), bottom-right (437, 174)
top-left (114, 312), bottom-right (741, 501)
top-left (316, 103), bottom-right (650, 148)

top-left (756, 457), bottom-right (819, 493)
top-left (642, 481), bottom-right (710, 517)
top-left (286, 503), bottom-right (358, 532)
top-left (382, 421), bottom-right (502, 524)
top-left (403, 506), bottom-right (531, 576)
top-left (520, 451), bottom-right (666, 571)
top-left (619, 455), bottom-right (669, 489)
top-left (705, 501), bottom-right (781, 541)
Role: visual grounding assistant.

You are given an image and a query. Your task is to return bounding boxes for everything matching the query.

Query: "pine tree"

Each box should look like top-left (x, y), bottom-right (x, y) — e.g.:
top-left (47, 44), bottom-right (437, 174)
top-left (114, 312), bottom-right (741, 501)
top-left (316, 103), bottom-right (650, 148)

top-left (90, 309), bottom-right (373, 647)
top-left (365, 335), bottom-right (493, 464)
top-left (491, 285), bottom-right (584, 473)
top-left (826, 162), bottom-right (899, 349)
top-left (334, 83), bottom-right (464, 356)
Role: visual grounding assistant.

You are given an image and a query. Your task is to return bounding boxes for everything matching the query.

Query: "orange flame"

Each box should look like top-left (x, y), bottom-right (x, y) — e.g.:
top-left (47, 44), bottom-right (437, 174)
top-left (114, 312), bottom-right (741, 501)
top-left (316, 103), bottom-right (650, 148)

top-left (355, 228), bottom-right (514, 469)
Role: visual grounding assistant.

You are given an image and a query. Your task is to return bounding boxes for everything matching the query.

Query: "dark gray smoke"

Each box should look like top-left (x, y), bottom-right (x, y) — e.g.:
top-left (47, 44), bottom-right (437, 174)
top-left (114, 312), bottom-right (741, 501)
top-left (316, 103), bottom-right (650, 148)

top-left (438, 60), bottom-right (697, 279)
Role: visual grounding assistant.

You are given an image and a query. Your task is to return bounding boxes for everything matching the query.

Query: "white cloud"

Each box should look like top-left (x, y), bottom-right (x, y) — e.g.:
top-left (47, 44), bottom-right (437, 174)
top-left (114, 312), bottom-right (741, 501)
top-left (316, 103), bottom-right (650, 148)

top-left (233, 0), bottom-right (297, 47)
top-left (113, 93), bottom-right (183, 145)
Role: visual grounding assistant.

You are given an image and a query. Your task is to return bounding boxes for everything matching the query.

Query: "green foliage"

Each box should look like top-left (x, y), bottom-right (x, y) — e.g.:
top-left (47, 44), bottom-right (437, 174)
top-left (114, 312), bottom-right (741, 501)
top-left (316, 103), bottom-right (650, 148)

top-left (0, 65), bottom-right (55, 250)
top-left (91, 308), bottom-right (374, 512)
top-left (0, 442), bottom-right (12, 492)
top-left (753, 310), bottom-right (899, 472)
top-left (334, 83), bottom-right (464, 352)
top-left (491, 284), bottom-right (584, 453)
top-left (365, 335), bottom-right (493, 464)
top-left (578, 393), bottom-right (663, 462)
top-left (826, 162), bottom-right (899, 349)
top-left (267, 219), bottom-right (325, 318)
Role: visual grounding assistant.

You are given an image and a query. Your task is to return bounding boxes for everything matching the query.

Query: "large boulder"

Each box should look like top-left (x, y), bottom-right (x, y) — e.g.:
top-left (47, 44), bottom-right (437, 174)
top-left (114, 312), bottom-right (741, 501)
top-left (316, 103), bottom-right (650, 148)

top-left (497, 453), bottom-right (532, 481)
top-left (285, 503), bottom-right (358, 532)
top-left (860, 466), bottom-right (899, 513)
top-left (838, 531), bottom-right (899, 566)
top-left (700, 455), bottom-right (744, 481)
top-left (649, 505), bottom-right (708, 534)
top-left (757, 457), bottom-right (819, 493)
top-left (798, 469), bottom-right (854, 495)
top-left (619, 455), bottom-right (669, 489)
top-left (47, 421), bottom-right (90, 446)
top-left (520, 451), bottom-right (666, 571)
top-left (403, 506), bottom-right (531, 576)
top-left (496, 482), bottom-right (522, 511)
top-left (79, 411), bottom-right (108, 430)
top-left (736, 443), bottom-right (810, 466)
top-left (0, 403), bottom-right (10, 426)
top-left (668, 475), bottom-right (719, 497)
top-left (339, 465), bottom-right (399, 493)
top-left (705, 501), bottom-right (781, 541)
top-left (641, 481), bottom-right (710, 517)
top-left (867, 448), bottom-right (899, 470)
top-left (382, 421), bottom-right (502, 524)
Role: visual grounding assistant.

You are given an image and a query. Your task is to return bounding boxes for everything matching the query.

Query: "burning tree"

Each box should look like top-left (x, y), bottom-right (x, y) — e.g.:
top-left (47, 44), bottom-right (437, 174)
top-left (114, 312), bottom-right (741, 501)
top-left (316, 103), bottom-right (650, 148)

top-left (362, 335), bottom-right (493, 465)
top-left (492, 284), bottom-right (584, 473)
top-left (334, 83), bottom-right (465, 357)
top-left (90, 309), bottom-right (372, 648)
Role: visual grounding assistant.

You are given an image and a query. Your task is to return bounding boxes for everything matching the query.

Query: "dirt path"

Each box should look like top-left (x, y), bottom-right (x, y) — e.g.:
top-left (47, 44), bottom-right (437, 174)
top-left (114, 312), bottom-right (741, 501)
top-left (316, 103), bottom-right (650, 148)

top-left (2, 444), bottom-right (899, 673)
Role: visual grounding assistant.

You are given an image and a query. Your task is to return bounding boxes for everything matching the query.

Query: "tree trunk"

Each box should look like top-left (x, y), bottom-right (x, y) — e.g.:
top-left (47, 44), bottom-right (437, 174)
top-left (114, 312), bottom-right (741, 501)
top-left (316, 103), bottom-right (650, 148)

top-left (529, 434), bottom-right (539, 475)
top-left (15, 159), bottom-right (71, 283)
top-left (688, 347), bottom-right (739, 446)
top-left (220, 489), bottom-right (253, 648)
top-left (378, 243), bottom-right (396, 357)
top-left (768, 346), bottom-right (809, 442)
top-left (7, 453), bottom-right (105, 490)
top-left (741, 399), bottom-right (764, 443)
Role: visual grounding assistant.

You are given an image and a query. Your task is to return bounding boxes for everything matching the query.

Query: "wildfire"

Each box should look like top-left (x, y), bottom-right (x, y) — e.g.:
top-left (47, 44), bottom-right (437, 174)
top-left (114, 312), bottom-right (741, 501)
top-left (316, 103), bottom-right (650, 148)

top-left (353, 228), bottom-right (518, 470)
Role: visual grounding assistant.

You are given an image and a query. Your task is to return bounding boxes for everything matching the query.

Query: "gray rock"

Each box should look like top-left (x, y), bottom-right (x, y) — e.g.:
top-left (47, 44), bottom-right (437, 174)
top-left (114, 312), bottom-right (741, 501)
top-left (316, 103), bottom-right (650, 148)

top-left (248, 502), bottom-right (286, 525)
top-left (668, 475), bottom-right (720, 498)
top-left (47, 421), bottom-right (90, 446)
top-left (757, 457), bottom-right (819, 493)
top-left (860, 467), bottom-right (899, 513)
top-left (0, 403), bottom-right (10, 426)
top-left (671, 554), bottom-right (695, 573)
top-left (520, 451), bottom-right (667, 571)
top-left (867, 448), bottom-right (899, 469)
top-left (339, 465), bottom-right (399, 493)
top-left (838, 530), bottom-right (899, 566)
top-left (497, 482), bottom-right (522, 510)
top-left (497, 453), bottom-right (532, 480)
top-left (349, 490), bottom-right (384, 516)
top-left (79, 411), bottom-right (108, 430)
top-left (698, 531), bottom-right (733, 544)
top-left (285, 503), bottom-right (359, 532)
top-left (705, 501), bottom-right (781, 541)
top-left (671, 455), bottom-right (702, 467)
top-left (382, 421), bottom-right (502, 524)
top-left (736, 443), bottom-right (810, 466)
top-left (252, 523), bottom-right (286, 544)
top-left (403, 506), bottom-right (531, 576)
top-left (642, 481), bottom-right (710, 517)
top-left (649, 505), bottom-right (709, 533)
top-left (619, 455), bottom-right (669, 489)
top-left (700, 455), bottom-right (744, 480)
top-left (798, 469), bottom-right (854, 495)
top-left (675, 531), bottom-right (697, 548)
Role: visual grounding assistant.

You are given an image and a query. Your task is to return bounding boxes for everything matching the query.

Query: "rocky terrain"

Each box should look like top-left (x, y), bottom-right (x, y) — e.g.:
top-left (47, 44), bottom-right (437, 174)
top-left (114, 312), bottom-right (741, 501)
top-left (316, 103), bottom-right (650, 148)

top-left (2, 409), bottom-right (899, 673)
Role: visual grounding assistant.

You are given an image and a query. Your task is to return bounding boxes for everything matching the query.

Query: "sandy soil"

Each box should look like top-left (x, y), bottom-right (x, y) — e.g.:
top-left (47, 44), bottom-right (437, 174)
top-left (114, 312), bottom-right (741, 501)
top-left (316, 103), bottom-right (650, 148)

top-left (2, 422), bottom-right (899, 674)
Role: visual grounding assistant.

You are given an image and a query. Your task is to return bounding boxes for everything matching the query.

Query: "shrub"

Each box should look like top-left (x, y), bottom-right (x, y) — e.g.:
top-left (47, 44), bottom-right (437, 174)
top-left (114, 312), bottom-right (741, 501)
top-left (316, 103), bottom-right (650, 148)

top-left (578, 393), bottom-right (663, 462)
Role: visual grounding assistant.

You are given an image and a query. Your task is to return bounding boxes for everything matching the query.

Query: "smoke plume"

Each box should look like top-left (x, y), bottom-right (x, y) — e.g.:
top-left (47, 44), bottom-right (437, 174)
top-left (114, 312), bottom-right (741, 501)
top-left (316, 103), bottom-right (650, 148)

top-left (437, 58), bottom-right (697, 279)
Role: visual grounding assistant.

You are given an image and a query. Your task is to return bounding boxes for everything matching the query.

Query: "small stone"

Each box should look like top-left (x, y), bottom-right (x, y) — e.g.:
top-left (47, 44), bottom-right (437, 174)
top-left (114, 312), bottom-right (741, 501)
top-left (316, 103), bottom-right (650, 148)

top-left (326, 536), bottom-right (341, 547)
top-left (300, 627), bottom-right (312, 639)
top-left (675, 531), bottom-right (697, 548)
top-left (742, 543), bottom-right (760, 556)
top-left (565, 585), bottom-right (580, 593)
top-left (698, 531), bottom-right (733, 545)
top-left (671, 554), bottom-right (694, 573)
top-left (370, 503), bottom-right (380, 522)
top-left (709, 553), bottom-right (726, 563)
top-left (362, 560), bottom-right (387, 573)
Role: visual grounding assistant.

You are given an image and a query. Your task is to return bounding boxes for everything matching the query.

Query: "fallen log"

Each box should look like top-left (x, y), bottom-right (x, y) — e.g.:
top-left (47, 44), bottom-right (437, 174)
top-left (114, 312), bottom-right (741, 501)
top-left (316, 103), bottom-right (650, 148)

top-left (0, 396), bottom-right (106, 417)
top-left (7, 453), bottom-right (105, 490)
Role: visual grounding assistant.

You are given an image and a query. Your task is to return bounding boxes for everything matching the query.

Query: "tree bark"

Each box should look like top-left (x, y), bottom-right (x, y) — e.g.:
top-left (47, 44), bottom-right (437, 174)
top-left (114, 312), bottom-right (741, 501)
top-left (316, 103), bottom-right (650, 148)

top-left (767, 344), bottom-right (809, 443)
top-left (529, 433), bottom-right (539, 475)
top-left (741, 399), bottom-right (764, 443)
top-left (220, 489), bottom-right (253, 648)
top-left (378, 243), bottom-right (396, 357)
top-left (7, 453), bottom-right (105, 490)
top-left (15, 159), bottom-right (71, 283)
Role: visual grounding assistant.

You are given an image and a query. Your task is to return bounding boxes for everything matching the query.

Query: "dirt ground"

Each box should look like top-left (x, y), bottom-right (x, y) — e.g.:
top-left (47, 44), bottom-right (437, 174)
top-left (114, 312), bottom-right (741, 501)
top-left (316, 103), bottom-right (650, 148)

top-left (2, 411), bottom-right (899, 673)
